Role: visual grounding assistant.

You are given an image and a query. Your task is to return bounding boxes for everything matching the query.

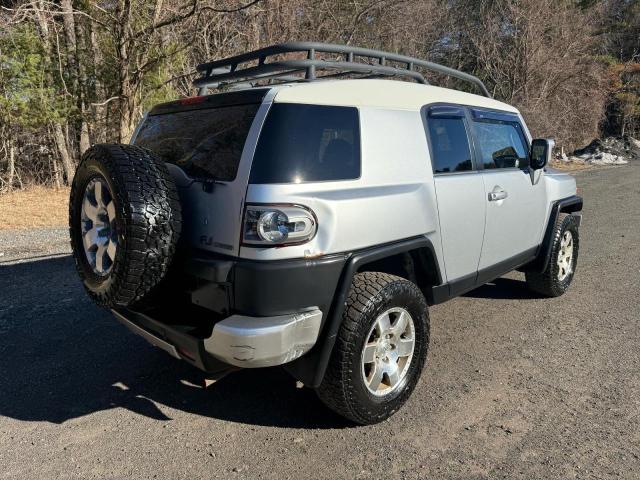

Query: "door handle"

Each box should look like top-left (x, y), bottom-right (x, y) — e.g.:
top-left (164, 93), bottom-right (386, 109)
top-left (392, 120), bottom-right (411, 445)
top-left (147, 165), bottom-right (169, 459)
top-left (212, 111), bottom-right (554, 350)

top-left (488, 189), bottom-right (508, 201)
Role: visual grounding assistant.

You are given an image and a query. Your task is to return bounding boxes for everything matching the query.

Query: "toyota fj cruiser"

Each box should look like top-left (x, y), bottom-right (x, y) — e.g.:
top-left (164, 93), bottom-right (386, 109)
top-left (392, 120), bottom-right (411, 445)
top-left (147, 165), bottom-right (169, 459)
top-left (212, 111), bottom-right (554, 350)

top-left (69, 43), bottom-right (582, 425)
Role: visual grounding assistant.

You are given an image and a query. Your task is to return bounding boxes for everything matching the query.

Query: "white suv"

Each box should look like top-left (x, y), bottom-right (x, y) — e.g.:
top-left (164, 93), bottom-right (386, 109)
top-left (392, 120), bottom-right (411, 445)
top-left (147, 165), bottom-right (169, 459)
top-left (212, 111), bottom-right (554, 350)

top-left (68, 43), bottom-right (582, 424)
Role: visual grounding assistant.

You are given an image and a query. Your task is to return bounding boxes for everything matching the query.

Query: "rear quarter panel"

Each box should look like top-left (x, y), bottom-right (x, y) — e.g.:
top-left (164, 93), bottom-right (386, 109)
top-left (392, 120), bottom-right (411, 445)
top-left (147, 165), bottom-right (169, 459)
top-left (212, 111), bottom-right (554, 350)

top-left (241, 107), bottom-right (444, 272)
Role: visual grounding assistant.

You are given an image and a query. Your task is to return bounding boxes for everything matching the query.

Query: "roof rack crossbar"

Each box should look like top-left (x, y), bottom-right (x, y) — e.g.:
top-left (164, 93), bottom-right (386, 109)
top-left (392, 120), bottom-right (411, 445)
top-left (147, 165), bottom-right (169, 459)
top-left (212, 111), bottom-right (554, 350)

top-left (194, 42), bottom-right (491, 98)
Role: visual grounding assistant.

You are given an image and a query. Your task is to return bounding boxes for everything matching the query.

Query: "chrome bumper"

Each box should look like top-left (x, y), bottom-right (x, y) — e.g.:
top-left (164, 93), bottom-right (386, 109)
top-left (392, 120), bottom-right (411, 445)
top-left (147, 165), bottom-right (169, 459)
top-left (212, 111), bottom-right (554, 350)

top-left (205, 309), bottom-right (322, 368)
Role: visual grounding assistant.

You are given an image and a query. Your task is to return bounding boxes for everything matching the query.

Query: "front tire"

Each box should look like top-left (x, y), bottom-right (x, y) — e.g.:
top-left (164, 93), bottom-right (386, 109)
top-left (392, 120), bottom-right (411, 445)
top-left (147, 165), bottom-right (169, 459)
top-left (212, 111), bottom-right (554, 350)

top-left (316, 272), bottom-right (429, 425)
top-left (526, 213), bottom-right (579, 297)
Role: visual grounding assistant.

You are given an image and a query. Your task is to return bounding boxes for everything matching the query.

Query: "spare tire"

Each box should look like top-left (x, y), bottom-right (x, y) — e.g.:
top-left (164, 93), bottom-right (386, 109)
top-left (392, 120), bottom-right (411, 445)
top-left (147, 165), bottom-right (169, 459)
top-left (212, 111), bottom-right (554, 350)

top-left (69, 144), bottom-right (182, 308)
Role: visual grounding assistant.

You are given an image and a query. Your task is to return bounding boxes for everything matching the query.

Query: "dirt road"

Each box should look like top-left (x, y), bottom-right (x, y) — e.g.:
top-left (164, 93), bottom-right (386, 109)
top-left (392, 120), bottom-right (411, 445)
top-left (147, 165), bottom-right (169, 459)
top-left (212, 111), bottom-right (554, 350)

top-left (1, 163), bottom-right (638, 479)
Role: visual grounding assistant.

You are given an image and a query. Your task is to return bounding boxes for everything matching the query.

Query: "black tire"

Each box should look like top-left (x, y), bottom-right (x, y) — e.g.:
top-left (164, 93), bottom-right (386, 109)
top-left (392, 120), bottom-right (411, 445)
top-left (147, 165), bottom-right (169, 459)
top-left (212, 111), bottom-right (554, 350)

top-left (69, 144), bottom-right (182, 308)
top-left (316, 272), bottom-right (429, 425)
top-left (525, 213), bottom-right (579, 297)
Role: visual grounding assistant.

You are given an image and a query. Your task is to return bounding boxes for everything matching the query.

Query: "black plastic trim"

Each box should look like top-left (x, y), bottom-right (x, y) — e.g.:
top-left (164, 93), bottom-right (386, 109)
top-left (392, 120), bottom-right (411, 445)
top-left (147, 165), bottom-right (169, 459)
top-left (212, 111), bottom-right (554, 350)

top-left (232, 254), bottom-right (347, 317)
top-left (182, 249), bottom-right (347, 317)
top-left (428, 105), bottom-right (466, 118)
top-left (476, 247), bottom-right (538, 285)
top-left (448, 272), bottom-right (477, 298)
top-left (470, 107), bottom-right (521, 122)
top-left (112, 307), bottom-right (229, 373)
top-left (524, 195), bottom-right (583, 273)
top-left (429, 246), bottom-right (538, 305)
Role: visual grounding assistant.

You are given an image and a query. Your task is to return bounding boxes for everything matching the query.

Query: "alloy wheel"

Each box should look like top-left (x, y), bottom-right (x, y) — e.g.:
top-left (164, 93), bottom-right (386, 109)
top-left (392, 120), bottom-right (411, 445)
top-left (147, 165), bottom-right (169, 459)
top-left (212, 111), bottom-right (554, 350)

top-left (361, 307), bottom-right (416, 397)
top-left (557, 230), bottom-right (574, 281)
top-left (80, 177), bottom-right (118, 276)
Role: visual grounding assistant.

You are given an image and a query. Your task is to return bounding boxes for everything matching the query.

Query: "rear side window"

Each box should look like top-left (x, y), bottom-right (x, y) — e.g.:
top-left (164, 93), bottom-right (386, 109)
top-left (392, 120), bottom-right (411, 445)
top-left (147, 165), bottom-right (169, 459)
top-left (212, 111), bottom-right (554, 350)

top-left (427, 117), bottom-right (473, 174)
top-left (249, 103), bottom-right (360, 184)
top-left (473, 120), bottom-right (529, 169)
top-left (134, 103), bottom-right (260, 181)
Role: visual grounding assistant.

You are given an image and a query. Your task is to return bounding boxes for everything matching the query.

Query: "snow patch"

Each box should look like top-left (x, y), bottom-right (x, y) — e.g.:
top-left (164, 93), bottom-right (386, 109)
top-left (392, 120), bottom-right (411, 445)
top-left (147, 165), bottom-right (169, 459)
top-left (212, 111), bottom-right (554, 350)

top-left (568, 137), bottom-right (638, 166)
top-left (581, 151), bottom-right (628, 165)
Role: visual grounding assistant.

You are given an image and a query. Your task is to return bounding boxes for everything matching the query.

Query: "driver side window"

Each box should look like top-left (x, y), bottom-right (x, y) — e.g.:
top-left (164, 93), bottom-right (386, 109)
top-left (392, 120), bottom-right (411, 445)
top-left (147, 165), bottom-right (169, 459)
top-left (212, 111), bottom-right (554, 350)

top-left (473, 120), bottom-right (529, 169)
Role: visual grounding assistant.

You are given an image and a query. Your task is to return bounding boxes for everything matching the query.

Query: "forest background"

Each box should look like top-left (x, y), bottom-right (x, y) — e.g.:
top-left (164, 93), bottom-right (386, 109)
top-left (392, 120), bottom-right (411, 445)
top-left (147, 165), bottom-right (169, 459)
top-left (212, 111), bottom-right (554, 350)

top-left (0, 0), bottom-right (638, 190)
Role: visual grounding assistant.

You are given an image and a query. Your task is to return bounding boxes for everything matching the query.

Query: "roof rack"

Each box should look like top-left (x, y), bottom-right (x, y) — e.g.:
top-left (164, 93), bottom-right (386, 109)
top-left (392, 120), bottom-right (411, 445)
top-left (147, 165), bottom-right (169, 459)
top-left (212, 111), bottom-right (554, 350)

top-left (194, 42), bottom-right (491, 98)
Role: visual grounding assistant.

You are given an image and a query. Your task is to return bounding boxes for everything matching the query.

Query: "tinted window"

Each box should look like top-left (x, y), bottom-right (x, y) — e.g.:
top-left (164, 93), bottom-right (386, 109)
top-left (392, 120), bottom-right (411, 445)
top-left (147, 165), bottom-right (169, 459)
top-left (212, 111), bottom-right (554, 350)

top-left (134, 103), bottom-right (260, 181)
top-left (427, 117), bottom-right (473, 173)
top-left (473, 120), bottom-right (529, 169)
top-left (250, 104), bottom-right (360, 184)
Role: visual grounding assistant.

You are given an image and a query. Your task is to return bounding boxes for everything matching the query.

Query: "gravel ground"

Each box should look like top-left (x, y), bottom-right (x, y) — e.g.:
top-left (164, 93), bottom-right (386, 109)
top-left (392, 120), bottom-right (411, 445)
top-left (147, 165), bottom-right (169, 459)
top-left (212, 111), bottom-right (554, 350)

top-left (0, 163), bottom-right (639, 479)
top-left (0, 228), bottom-right (70, 263)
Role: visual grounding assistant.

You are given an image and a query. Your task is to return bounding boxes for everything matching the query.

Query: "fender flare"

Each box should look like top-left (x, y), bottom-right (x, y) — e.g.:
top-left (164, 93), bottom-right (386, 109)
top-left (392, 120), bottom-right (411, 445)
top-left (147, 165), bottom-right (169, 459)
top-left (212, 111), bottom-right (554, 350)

top-left (300, 236), bottom-right (441, 388)
top-left (525, 195), bottom-right (583, 274)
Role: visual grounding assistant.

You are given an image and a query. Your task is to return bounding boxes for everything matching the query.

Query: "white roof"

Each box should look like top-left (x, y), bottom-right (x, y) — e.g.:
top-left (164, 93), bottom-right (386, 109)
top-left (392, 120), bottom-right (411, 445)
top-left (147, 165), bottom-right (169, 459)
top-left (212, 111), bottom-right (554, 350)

top-left (271, 79), bottom-right (517, 113)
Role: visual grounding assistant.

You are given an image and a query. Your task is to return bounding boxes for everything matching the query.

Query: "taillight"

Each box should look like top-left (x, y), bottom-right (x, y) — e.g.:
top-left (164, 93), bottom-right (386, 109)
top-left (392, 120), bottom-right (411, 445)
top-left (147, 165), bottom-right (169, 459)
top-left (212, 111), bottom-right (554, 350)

top-left (242, 205), bottom-right (317, 246)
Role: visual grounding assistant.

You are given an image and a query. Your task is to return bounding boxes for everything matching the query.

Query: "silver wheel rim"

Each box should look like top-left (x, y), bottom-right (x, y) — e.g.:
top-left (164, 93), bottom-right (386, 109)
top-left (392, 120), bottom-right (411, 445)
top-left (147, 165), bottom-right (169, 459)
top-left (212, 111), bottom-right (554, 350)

top-left (361, 307), bottom-right (415, 397)
top-left (80, 177), bottom-right (118, 276)
top-left (557, 230), bottom-right (574, 282)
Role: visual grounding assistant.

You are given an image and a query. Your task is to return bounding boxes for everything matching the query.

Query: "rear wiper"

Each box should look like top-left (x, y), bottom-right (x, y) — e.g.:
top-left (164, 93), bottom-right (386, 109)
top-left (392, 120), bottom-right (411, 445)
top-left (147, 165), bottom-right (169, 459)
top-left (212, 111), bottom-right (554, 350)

top-left (192, 176), bottom-right (224, 193)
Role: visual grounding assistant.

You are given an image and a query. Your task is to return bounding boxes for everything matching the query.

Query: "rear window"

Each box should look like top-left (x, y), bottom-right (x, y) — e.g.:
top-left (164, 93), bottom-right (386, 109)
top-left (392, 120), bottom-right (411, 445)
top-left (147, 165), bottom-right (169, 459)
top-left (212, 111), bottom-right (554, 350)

top-left (134, 103), bottom-right (260, 181)
top-left (249, 103), bottom-right (360, 184)
top-left (427, 117), bottom-right (473, 174)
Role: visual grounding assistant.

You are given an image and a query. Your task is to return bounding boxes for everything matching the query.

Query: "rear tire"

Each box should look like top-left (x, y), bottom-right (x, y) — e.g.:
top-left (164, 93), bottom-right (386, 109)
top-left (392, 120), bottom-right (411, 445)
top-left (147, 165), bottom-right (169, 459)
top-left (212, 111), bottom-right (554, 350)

top-left (526, 213), bottom-right (579, 297)
top-left (69, 144), bottom-right (182, 308)
top-left (316, 272), bottom-right (429, 425)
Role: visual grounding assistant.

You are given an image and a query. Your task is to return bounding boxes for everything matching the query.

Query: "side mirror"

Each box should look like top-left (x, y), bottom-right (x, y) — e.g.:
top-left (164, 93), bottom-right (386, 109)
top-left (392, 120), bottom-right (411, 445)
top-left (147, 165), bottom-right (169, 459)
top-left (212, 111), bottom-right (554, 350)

top-left (530, 138), bottom-right (555, 170)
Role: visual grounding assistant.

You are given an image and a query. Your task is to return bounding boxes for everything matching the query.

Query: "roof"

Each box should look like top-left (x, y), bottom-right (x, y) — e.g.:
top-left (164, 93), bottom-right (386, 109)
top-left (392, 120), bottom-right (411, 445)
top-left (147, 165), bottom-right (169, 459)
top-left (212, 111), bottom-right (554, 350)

top-left (270, 79), bottom-right (518, 113)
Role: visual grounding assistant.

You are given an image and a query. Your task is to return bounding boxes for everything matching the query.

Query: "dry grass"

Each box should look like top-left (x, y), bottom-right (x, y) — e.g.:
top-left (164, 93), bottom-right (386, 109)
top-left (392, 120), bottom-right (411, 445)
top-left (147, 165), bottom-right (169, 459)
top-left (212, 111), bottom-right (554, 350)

top-left (0, 186), bottom-right (70, 230)
top-left (549, 160), bottom-right (595, 172)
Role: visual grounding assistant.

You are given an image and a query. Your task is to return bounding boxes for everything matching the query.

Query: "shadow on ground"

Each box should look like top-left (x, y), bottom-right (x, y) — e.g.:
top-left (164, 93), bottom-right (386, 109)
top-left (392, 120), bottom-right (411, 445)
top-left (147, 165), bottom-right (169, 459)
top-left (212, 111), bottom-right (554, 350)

top-left (0, 256), bottom-right (348, 429)
top-left (463, 277), bottom-right (541, 300)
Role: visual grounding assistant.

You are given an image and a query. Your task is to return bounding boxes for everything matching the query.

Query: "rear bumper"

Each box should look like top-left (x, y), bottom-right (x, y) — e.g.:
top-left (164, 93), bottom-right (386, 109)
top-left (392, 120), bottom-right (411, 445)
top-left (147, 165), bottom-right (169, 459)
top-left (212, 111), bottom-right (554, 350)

top-left (184, 250), bottom-right (347, 317)
top-left (113, 307), bottom-right (322, 370)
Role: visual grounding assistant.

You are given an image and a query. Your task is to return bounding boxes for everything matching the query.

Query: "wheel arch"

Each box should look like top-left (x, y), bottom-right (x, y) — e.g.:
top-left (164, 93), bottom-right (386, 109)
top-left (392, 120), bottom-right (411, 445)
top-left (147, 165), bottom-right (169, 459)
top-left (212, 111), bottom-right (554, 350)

top-left (523, 195), bottom-right (583, 274)
top-left (284, 236), bottom-right (441, 388)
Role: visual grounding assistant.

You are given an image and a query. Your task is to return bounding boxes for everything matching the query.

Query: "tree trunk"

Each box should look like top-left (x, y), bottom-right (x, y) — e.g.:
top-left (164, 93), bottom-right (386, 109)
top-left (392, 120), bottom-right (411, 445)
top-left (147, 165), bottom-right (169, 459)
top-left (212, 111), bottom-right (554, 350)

top-left (7, 145), bottom-right (15, 190)
top-left (51, 156), bottom-right (62, 188)
top-left (73, 5), bottom-right (92, 154)
top-left (119, 96), bottom-right (136, 143)
top-left (79, 121), bottom-right (91, 154)
top-left (60, 0), bottom-right (92, 155)
top-left (60, 0), bottom-right (78, 93)
top-left (89, 23), bottom-right (107, 143)
top-left (116, 0), bottom-right (133, 143)
top-left (35, 0), bottom-right (78, 183)
top-left (52, 124), bottom-right (76, 184)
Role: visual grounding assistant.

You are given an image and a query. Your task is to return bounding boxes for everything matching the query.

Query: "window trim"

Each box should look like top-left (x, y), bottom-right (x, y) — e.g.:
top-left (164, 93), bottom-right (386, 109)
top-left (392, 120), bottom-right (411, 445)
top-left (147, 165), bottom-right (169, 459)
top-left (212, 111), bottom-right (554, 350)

top-left (421, 103), bottom-right (479, 176)
top-left (421, 102), bottom-right (533, 175)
